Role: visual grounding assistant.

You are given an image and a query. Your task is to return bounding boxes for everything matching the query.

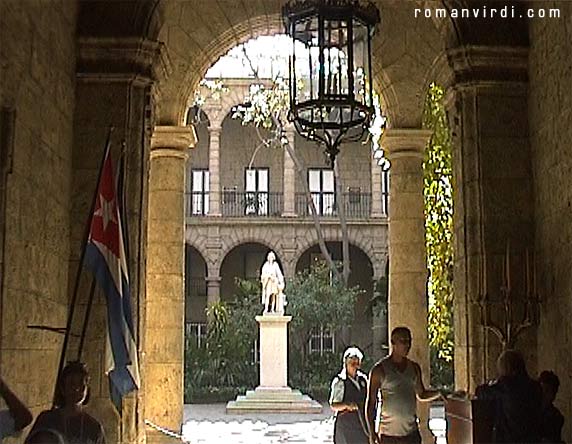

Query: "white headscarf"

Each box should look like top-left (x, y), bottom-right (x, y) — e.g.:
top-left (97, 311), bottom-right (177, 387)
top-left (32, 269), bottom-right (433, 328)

top-left (338, 346), bottom-right (364, 380)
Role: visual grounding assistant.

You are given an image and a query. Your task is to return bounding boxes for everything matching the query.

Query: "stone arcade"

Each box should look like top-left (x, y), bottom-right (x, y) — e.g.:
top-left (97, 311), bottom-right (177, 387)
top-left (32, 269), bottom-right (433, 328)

top-left (1, 1), bottom-right (571, 443)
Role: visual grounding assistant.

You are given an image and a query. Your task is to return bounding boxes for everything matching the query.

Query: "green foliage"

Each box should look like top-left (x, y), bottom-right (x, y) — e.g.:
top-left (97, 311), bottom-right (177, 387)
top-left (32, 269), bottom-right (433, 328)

top-left (184, 292), bottom-right (260, 403)
top-left (184, 267), bottom-right (362, 403)
top-left (422, 84), bottom-right (455, 383)
top-left (287, 262), bottom-right (362, 354)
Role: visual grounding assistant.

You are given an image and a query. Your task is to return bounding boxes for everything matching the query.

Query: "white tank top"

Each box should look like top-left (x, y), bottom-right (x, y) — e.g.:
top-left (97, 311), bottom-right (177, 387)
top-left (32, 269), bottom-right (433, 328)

top-left (378, 357), bottom-right (419, 436)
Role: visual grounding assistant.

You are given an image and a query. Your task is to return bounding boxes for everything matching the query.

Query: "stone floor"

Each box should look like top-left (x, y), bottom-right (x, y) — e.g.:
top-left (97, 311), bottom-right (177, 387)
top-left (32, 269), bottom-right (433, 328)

top-left (182, 403), bottom-right (335, 443)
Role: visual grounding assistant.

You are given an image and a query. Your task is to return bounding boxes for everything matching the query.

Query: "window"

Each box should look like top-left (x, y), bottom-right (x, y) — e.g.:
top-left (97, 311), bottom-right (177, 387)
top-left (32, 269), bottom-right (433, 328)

top-left (309, 325), bottom-right (335, 355)
top-left (191, 170), bottom-right (209, 215)
top-left (245, 168), bottom-right (269, 215)
top-left (308, 169), bottom-right (335, 215)
top-left (185, 322), bottom-right (207, 348)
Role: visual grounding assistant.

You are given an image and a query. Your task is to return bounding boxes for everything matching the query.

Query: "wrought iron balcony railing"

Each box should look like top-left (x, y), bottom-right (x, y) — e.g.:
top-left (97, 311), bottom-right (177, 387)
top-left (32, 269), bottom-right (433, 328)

top-left (295, 192), bottom-right (372, 218)
top-left (222, 191), bottom-right (283, 217)
top-left (186, 191), bottom-right (385, 218)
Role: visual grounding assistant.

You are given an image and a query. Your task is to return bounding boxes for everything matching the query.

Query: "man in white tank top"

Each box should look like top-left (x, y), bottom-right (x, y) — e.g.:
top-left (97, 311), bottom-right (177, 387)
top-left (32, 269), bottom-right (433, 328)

top-left (364, 327), bottom-right (443, 444)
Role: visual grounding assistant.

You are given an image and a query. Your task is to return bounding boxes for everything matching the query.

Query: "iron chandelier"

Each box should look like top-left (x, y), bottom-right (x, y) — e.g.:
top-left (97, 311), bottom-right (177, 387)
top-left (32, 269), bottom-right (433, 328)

top-left (283, 0), bottom-right (380, 165)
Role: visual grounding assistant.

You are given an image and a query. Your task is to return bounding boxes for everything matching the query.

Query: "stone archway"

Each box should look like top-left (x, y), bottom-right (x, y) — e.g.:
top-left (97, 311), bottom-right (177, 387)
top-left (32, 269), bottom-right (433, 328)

top-left (219, 242), bottom-right (284, 304)
top-left (144, 3), bottom-right (446, 440)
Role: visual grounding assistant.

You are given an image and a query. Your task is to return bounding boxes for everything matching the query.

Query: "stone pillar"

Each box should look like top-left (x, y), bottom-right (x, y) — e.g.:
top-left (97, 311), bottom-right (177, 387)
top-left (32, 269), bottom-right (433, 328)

top-left (445, 45), bottom-right (534, 391)
top-left (208, 125), bottom-right (222, 216)
top-left (146, 125), bottom-right (196, 443)
top-left (256, 315), bottom-right (291, 388)
top-left (382, 128), bottom-right (431, 376)
top-left (73, 36), bottom-right (170, 444)
top-left (206, 276), bottom-right (221, 307)
top-left (282, 126), bottom-right (297, 217)
top-left (383, 128), bottom-right (431, 444)
top-left (371, 150), bottom-right (384, 217)
top-left (226, 314), bottom-right (321, 413)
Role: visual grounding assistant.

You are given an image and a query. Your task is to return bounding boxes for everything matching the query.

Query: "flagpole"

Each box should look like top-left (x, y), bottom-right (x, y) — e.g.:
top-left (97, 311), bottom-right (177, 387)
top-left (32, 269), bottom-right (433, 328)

top-left (76, 276), bottom-right (97, 360)
top-left (53, 126), bottom-right (114, 406)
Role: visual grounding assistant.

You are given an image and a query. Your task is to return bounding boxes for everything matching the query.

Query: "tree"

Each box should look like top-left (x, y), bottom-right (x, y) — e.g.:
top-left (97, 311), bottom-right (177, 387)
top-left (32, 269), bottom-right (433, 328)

top-left (193, 38), bottom-right (387, 285)
top-left (286, 262), bottom-right (361, 356)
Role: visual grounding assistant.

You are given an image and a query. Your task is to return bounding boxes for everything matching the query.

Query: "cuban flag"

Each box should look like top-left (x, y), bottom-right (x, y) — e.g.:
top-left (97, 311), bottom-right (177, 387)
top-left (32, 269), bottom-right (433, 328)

top-left (84, 143), bottom-right (140, 410)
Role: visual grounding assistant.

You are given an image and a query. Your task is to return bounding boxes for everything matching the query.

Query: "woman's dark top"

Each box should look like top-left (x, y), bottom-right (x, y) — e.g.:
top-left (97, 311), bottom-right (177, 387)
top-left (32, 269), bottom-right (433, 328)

top-left (332, 371), bottom-right (369, 444)
top-left (476, 375), bottom-right (543, 443)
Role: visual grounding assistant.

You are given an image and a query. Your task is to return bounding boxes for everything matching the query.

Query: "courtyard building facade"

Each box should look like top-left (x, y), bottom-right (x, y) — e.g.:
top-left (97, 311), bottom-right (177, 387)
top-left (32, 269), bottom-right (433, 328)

top-left (1, 1), bottom-right (571, 443)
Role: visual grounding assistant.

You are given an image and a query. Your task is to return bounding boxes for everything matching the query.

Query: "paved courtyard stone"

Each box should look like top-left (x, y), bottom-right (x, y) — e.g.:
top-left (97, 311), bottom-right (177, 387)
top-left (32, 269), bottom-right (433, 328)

top-left (183, 403), bottom-right (335, 443)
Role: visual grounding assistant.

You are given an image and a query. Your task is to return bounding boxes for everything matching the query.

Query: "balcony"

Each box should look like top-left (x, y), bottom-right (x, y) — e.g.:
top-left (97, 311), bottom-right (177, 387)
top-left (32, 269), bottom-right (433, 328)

top-left (222, 191), bottom-right (283, 217)
top-left (295, 192), bottom-right (373, 218)
top-left (186, 191), bottom-right (387, 219)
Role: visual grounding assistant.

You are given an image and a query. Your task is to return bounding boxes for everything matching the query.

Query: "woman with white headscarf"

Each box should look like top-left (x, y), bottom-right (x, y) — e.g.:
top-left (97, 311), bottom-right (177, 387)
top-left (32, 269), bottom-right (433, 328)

top-left (329, 347), bottom-right (369, 444)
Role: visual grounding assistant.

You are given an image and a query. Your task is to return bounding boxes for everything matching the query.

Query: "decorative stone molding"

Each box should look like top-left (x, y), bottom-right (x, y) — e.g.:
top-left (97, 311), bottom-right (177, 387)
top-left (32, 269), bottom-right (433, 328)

top-left (77, 37), bottom-right (172, 84)
top-left (150, 125), bottom-right (197, 158)
top-left (381, 128), bottom-right (432, 159)
top-left (446, 45), bottom-right (528, 89)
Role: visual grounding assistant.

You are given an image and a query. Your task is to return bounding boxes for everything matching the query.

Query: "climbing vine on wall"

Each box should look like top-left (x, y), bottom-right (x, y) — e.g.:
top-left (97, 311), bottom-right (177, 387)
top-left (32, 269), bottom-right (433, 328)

top-left (422, 83), bottom-right (454, 367)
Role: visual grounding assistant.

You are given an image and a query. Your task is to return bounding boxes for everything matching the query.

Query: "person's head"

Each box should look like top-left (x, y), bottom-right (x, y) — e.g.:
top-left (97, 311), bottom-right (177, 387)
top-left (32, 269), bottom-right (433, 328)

top-left (54, 361), bottom-right (90, 409)
top-left (26, 428), bottom-right (66, 444)
top-left (496, 349), bottom-right (527, 378)
top-left (343, 347), bottom-right (363, 378)
top-left (539, 370), bottom-right (560, 404)
top-left (390, 326), bottom-right (412, 357)
top-left (267, 251), bottom-right (276, 263)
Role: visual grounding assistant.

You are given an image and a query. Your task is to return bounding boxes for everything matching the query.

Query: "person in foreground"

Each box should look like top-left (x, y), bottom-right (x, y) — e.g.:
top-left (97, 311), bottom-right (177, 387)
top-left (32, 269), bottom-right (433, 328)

top-left (475, 349), bottom-right (542, 443)
top-left (0, 376), bottom-right (33, 442)
top-left (365, 327), bottom-right (443, 444)
top-left (330, 347), bottom-right (369, 444)
top-left (538, 370), bottom-right (564, 443)
top-left (26, 361), bottom-right (106, 444)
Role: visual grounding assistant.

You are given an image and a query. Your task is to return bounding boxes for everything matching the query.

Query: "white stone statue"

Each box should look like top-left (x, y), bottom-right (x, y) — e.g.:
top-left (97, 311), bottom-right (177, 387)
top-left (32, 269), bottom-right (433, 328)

top-left (260, 251), bottom-right (286, 315)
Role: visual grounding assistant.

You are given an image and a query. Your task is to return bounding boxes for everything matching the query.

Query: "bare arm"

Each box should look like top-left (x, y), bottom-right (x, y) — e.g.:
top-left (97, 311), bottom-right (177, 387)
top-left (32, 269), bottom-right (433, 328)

top-left (329, 378), bottom-right (358, 413)
top-left (365, 364), bottom-right (383, 444)
top-left (413, 362), bottom-right (442, 402)
top-left (330, 401), bottom-right (358, 413)
top-left (0, 377), bottom-right (33, 432)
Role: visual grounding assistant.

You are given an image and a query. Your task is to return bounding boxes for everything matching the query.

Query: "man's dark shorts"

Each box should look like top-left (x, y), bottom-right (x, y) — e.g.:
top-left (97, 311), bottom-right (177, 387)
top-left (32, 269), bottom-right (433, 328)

top-left (380, 429), bottom-right (422, 444)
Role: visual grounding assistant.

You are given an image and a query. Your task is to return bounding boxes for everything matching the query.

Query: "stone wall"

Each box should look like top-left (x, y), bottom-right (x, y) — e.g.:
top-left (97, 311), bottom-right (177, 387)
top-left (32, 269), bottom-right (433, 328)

top-left (529, 2), bottom-right (572, 440)
top-left (0, 0), bottom-right (76, 424)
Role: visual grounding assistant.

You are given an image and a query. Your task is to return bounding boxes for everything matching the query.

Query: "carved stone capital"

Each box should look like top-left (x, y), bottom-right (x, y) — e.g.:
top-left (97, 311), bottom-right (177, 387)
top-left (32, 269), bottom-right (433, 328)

top-left (381, 129), bottom-right (432, 160)
top-left (151, 126), bottom-right (196, 159)
top-left (77, 37), bottom-right (172, 84)
top-left (446, 45), bottom-right (528, 90)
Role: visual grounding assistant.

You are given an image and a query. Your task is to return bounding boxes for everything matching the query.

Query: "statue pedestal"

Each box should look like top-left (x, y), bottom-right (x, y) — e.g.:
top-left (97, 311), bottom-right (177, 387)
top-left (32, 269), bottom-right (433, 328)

top-left (226, 315), bottom-right (322, 413)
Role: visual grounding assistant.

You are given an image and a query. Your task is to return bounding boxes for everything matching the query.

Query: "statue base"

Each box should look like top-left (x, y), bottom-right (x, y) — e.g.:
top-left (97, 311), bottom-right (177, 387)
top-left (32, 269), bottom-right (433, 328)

top-left (226, 315), bottom-right (321, 413)
top-left (226, 387), bottom-right (322, 413)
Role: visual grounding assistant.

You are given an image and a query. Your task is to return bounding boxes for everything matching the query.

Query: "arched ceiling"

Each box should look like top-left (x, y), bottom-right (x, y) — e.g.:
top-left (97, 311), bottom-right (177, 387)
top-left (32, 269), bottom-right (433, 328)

top-left (153, 0), bottom-right (446, 127)
top-left (75, 0), bottom-right (529, 127)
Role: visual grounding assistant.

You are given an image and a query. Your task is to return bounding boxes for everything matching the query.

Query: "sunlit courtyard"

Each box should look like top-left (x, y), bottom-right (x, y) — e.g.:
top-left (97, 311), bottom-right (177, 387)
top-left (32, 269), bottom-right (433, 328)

top-left (183, 404), bottom-right (334, 443)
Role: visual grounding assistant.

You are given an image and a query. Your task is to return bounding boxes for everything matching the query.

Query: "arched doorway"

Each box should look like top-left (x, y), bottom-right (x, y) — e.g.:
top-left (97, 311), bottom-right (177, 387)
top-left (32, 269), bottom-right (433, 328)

top-left (220, 242), bottom-right (281, 302)
top-left (184, 244), bottom-right (208, 343)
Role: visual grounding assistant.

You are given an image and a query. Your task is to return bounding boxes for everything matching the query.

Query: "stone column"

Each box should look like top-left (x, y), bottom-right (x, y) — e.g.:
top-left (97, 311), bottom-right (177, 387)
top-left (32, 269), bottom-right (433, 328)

top-left (382, 128), bottom-right (432, 375)
top-left (73, 36), bottom-right (171, 444)
top-left (382, 128), bottom-right (431, 444)
top-left (371, 150), bottom-right (384, 217)
top-left (146, 125), bottom-right (196, 443)
top-left (445, 45), bottom-right (534, 391)
top-left (282, 125), bottom-right (297, 217)
top-left (206, 276), bottom-right (221, 307)
top-left (208, 125), bottom-right (222, 216)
